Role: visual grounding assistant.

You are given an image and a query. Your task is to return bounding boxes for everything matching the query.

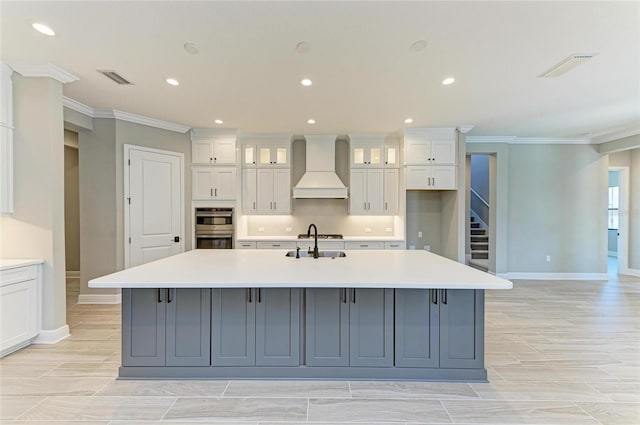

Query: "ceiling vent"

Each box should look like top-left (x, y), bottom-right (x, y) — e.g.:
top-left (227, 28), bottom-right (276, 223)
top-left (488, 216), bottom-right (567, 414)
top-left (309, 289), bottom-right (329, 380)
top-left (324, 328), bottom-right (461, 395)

top-left (538, 53), bottom-right (598, 78)
top-left (97, 70), bottom-right (133, 85)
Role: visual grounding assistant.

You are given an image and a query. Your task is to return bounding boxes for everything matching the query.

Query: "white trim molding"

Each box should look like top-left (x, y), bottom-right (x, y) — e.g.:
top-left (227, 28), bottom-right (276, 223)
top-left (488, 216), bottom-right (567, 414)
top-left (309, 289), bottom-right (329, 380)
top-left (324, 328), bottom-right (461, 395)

top-left (502, 272), bottom-right (609, 281)
top-left (32, 324), bottom-right (70, 344)
top-left (620, 268), bottom-right (640, 278)
top-left (63, 96), bottom-right (191, 134)
top-left (466, 136), bottom-right (591, 145)
top-left (9, 63), bottom-right (78, 84)
top-left (77, 293), bottom-right (122, 304)
top-left (457, 125), bottom-right (475, 134)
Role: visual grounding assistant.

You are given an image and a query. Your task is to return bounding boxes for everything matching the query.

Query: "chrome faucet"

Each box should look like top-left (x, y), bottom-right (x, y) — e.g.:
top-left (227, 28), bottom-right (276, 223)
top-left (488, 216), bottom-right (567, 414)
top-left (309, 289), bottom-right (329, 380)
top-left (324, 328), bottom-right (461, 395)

top-left (306, 223), bottom-right (319, 259)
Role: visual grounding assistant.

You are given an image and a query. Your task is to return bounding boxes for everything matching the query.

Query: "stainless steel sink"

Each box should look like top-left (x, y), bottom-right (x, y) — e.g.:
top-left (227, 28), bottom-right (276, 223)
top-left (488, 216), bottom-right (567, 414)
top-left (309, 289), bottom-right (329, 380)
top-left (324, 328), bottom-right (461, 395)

top-left (285, 250), bottom-right (347, 258)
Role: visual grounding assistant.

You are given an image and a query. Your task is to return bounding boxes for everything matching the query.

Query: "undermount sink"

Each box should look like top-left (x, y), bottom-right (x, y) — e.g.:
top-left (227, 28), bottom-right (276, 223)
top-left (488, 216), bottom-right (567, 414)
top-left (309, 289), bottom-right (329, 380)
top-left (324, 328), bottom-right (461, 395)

top-left (285, 250), bottom-right (347, 258)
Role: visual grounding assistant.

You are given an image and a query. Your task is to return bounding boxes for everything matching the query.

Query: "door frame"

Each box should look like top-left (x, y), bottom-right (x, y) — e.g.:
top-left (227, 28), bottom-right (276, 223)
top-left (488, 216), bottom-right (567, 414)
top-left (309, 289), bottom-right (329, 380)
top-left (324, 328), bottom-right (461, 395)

top-left (608, 166), bottom-right (630, 275)
top-left (124, 144), bottom-right (185, 269)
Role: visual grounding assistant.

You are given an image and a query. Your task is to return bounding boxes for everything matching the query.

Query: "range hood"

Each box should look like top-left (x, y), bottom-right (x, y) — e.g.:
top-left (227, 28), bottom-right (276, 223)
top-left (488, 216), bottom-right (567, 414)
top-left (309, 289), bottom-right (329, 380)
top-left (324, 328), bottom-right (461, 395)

top-left (292, 135), bottom-right (348, 199)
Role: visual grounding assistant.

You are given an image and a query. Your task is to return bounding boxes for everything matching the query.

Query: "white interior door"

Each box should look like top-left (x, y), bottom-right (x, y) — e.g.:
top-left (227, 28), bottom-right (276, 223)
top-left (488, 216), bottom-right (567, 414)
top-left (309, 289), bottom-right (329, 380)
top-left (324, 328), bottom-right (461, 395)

top-left (126, 145), bottom-right (183, 268)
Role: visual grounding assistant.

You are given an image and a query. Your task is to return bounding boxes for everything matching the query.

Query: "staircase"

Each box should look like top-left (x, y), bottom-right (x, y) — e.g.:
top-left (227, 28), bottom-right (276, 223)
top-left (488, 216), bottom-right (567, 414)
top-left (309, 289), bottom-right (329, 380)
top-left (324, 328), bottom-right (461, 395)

top-left (469, 216), bottom-right (489, 271)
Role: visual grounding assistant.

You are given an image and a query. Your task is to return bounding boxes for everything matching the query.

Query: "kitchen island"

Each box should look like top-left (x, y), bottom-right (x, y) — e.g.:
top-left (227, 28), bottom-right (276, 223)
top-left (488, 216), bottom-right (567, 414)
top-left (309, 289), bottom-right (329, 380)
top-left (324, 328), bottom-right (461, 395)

top-left (90, 249), bottom-right (512, 381)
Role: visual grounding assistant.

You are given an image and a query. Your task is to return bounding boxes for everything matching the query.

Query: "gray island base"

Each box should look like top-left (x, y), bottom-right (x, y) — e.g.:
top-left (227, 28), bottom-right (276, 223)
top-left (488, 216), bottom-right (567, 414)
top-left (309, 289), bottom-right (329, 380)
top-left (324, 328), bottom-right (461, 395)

top-left (88, 249), bottom-right (512, 382)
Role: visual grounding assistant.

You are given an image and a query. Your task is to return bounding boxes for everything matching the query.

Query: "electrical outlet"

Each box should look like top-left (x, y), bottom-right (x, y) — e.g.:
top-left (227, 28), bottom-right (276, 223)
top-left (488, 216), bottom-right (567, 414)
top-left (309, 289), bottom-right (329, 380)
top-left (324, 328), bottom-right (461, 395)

top-left (385, 227), bottom-right (392, 233)
top-left (418, 231), bottom-right (422, 238)
top-left (285, 227), bottom-right (292, 232)
top-left (258, 227), bottom-right (265, 232)
top-left (364, 227), bottom-right (372, 233)
top-left (546, 255), bottom-right (551, 262)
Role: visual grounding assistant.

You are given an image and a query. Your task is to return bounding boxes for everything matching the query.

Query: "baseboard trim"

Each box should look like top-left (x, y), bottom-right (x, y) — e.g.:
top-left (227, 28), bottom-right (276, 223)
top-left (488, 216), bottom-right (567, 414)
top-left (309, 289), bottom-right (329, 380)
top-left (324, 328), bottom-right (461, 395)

top-left (32, 325), bottom-right (70, 345)
top-left (77, 293), bottom-right (122, 304)
top-left (66, 270), bottom-right (80, 278)
top-left (504, 272), bottom-right (609, 281)
top-left (620, 268), bottom-right (640, 277)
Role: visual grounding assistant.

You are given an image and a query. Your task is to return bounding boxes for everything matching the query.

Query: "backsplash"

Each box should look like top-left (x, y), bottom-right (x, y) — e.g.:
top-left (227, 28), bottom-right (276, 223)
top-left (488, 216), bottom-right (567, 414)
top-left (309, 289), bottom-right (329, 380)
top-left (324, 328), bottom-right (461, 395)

top-left (244, 198), bottom-right (397, 237)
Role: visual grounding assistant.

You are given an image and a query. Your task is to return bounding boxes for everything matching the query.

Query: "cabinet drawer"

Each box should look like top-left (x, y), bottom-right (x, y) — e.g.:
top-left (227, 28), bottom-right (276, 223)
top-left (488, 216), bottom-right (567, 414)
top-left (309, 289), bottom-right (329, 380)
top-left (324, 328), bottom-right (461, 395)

top-left (256, 241), bottom-right (297, 250)
top-left (236, 242), bottom-right (257, 249)
top-left (0, 265), bottom-right (38, 286)
top-left (344, 241), bottom-right (384, 250)
top-left (384, 241), bottom-right (405, 250)
top-left (296, 241), bottom-right (345, 250)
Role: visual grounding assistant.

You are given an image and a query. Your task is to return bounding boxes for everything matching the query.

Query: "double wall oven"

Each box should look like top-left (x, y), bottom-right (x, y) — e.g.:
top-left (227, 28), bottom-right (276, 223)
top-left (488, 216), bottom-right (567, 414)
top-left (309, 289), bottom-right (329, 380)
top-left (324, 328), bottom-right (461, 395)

top-left (195, 207), bottom-right (234, 249)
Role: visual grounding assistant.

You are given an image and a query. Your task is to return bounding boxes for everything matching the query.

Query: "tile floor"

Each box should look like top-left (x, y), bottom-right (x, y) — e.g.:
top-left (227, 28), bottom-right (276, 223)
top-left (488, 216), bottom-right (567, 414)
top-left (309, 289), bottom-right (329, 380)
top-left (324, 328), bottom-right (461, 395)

top-left (0, 266), bottom-right (638, 424)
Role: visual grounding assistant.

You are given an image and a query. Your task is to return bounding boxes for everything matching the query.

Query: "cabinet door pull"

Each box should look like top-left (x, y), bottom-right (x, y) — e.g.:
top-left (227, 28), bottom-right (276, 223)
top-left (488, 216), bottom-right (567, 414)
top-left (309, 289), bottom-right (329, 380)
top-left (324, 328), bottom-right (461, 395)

top-left (258, 288), bottom-right (262, 303)
top-left (385, 202), bottom-right (388, 210)
top-left (210, 188), bottom-right (213, 196)
top-left (442, 289), bottom-right (447, 304)
top-left (431, 288), bottom-right (438, 304)
top-left (157, 288), bottom-right (163, 303)
top-left (351, 288), bottom-right (356, 303)
top-left (167, 288), bottom-right (173, 303)
top-left (215, 188), bottom-right (217, 197)
top-left (247, 288), bottom-right (252, 303)
top-left (342, 288), bottom-right (347, 303)
top-left (253, 201), bottom-right (256, 210)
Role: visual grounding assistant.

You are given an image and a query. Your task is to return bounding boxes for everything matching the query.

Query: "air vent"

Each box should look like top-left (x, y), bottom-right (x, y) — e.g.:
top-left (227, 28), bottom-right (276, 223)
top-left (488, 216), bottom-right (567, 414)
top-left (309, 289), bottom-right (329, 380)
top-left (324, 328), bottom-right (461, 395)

top-left (538, 53), bottom-right (598, 78)
top-left (97, 70), bottom-right (133, 85)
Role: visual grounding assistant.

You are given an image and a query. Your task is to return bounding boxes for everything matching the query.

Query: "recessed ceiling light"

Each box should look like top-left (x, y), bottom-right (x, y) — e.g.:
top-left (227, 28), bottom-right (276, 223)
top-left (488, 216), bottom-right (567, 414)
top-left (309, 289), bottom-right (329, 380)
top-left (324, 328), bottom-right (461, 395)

top-left (32, 22), bottom-right (55, 36)
top-left (301, 78), bottom-right (312, 86)
top-left (307, 119), bottom-right (315, 124)
top-left (296, 41), bottom-right (311, 54)
top-left (404, 118), bottom-right (414, 124)
top-left (184, 43), bottom-right (199, 55)
top-left (214, 119), bottom-right (223, 124)
top-left (442, 77), bottom-right (455, 85)
top-left (409, 40), bottom-right (427, 52)
top-left (166, 78), bottom-right (179, 86)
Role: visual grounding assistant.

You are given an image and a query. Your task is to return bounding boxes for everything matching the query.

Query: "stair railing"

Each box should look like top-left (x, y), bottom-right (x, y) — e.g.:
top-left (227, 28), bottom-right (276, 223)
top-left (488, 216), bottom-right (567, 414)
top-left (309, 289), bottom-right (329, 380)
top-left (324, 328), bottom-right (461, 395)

top-left (470, 187), bottom-right (490, 226)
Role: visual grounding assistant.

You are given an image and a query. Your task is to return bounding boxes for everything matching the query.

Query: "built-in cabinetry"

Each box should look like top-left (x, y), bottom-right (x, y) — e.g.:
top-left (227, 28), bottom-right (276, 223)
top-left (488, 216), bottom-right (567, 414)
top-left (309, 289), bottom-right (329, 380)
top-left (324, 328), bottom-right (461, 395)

top-left (191, 129), bottom-right (237, 200)
top-left (395, 289), bottom-right (483, 369)
top-left (211, 288), bottom-right (300, 366)
top-left (1, 62), bottom-right (14, 213)
top-left (349, 136), bottom-right (400, 215)
top-left (306, 288), bottom-right (393, 367)
top-left (122, 288), bottom-right (211, 367)
top-left (403, 128), bottom-right (457, 190)
top-left (236, 240), bottom-right (405, 250)
top-left (0, 261), bottom-right (41, 357)
top-left (241, 135), bottom-right (292, 215)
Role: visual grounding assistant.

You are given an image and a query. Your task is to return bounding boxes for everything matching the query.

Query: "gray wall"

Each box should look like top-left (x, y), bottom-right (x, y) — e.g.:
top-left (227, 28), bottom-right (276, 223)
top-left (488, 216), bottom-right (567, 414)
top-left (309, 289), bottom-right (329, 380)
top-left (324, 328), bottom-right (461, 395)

top-left (630, 149), bottom-right (640, 270)
top-left (64, 139), bottom-right (80, 272)
top-left (507, 144), bottom-right (607, 274)
top-left (77, 118), bottom-right (191, 299)
top-left (0, 74), bottom-right (67, 333)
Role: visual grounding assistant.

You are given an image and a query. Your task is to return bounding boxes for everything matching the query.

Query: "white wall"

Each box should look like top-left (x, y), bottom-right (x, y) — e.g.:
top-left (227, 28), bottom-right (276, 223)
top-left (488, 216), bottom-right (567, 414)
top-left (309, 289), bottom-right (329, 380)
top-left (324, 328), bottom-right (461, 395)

top-left (0, 74), bottom-right (68, 339)
top-left (64, 132), bottom-right (80, 272)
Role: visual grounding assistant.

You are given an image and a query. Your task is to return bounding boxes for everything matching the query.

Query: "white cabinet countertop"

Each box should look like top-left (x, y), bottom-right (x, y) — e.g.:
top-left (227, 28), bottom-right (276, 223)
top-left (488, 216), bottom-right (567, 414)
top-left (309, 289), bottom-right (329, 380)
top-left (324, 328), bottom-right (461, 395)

top-left (89, 249), bottom-right (512, 290)
top-left (0, 259), bottom-right (43, 272)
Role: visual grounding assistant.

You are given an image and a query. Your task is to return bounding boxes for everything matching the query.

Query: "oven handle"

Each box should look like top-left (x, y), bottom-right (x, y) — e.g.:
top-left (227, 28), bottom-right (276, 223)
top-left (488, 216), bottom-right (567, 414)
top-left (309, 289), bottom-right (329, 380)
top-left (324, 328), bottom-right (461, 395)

top-left (195, 234), bottom-right (233, 239)
top-left (195, 213), bottom-right (233, 218)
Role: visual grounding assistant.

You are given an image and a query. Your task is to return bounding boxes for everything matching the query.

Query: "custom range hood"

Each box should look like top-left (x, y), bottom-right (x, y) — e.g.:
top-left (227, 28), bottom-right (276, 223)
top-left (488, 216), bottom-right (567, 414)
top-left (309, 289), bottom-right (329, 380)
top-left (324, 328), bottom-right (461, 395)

top-left (292, 135), bottom-right (348, 199)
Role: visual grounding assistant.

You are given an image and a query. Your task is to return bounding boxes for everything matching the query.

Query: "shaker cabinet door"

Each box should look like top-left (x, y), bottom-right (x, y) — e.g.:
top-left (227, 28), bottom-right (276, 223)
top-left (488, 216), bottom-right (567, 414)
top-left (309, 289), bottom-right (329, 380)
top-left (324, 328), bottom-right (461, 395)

top-left (211, 288), bottom-right (256, 366)
top-left (305, 288), bottom-right (349, 366)
top-left (165, 288), bottom-right (211, 367)
top-left (394, 289), bottom-right (439, 368)
top-left (349, 288), bottom-right (394, 367)
top-left (122, 288), bottom-right (166, 367)
top-left (255, 288), bottom-right (300, 366)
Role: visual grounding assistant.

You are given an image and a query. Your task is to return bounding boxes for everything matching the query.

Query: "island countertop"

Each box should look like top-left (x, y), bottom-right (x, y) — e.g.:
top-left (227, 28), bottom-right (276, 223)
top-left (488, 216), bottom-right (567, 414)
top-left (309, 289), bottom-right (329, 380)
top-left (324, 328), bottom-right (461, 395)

top-left (89, 249), bottom-right (512, 290)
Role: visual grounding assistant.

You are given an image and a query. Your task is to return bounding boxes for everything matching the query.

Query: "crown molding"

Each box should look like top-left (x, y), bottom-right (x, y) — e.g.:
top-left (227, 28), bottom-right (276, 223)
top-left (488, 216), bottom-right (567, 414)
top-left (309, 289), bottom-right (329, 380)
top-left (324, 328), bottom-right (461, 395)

top-left (457, 125), bottom-right (475, 134)
top-left (591, 125), bottom-right (640, 144)
top-left (62, 97), bottom-right (191, 133)
top-left (192, 127), bottom-right (239, 140)
top-left (466, 135), bottom-right (591, 144)
top-left (9, 63), bottom-right (78, 84)
top-left (403, 127), bottom-right (456, 138)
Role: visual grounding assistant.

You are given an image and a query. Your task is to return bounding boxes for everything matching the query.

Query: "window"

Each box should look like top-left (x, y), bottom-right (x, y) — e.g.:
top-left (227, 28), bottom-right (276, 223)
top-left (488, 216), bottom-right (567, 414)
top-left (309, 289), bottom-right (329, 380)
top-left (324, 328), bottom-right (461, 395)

top-left (608, 186), bottom-right (619, 229)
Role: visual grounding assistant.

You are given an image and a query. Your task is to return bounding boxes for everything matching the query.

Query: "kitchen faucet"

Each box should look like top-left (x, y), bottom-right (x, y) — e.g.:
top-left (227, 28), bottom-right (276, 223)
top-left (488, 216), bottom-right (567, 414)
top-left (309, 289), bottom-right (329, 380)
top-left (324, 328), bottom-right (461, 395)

top-left (306, 223), bottom-right (319, 259)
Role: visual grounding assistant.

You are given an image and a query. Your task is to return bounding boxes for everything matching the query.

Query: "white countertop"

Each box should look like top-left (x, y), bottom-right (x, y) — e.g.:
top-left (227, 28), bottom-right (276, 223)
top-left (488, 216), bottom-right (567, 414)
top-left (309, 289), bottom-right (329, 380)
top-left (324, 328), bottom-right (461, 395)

top-left (89, 249), bottom-right (512, 290)
top-left (0, 258), bottom-right (44, 271)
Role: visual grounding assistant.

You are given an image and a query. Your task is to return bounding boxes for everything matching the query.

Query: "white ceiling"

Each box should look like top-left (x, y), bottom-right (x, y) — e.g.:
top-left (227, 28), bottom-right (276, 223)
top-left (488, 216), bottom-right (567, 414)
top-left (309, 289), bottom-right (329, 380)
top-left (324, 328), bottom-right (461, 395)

top-left (2, 1), bottom-right (639, 141)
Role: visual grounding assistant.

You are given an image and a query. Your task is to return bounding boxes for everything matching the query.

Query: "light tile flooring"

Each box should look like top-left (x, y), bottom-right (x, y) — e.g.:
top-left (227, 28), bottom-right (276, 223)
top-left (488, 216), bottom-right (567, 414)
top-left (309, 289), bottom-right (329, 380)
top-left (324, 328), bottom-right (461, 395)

top-left (1, 268), bottom-right (639, 424)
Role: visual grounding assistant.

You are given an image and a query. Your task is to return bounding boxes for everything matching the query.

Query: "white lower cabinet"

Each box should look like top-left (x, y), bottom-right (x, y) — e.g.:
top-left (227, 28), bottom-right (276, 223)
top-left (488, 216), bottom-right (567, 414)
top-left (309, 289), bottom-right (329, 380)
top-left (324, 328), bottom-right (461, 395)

top-left (0, 263), bottom-right (40, 357)
top-left (406, 166), bottom-right (456, 190)
top-left (256, 241), bottom-right (297, 250)
top-left (192, 167), bottom-right (237, 200)
top-left (384, 241), bottom-right (405, 250)
top-left (236, 241), bottom-right (257, 249)
top-left (344, 241), bottom-right (385, 250)
top-left (296, 241), bottom-right (345, 251)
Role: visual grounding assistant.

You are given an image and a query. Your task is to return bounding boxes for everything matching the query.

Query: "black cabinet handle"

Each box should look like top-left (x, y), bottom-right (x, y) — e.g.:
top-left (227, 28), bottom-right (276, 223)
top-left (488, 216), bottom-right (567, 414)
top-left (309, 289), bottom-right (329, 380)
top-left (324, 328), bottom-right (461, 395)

top-left (442, 289), bottom-right (447, 305)
top-left (247, 288), bottom-right (252, 303)
top-left (342, 288), bottom-right (347, 304)
top-left (167, 288), bottom-right (173, 303)
top-left (157, 288), bottom-right (163, 303)
top-left (431, 288), bottom-right (438, 304)
top-left (258, 288), bottom-right (262, 303)
top-left (351, 288), bottom-right (356, 303)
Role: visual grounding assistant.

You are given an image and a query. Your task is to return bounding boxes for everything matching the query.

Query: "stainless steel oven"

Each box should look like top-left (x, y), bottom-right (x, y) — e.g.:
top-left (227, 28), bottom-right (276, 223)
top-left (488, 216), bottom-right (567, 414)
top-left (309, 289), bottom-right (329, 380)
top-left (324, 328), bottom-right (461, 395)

top-left (195, 207), bottom-right (234, 249)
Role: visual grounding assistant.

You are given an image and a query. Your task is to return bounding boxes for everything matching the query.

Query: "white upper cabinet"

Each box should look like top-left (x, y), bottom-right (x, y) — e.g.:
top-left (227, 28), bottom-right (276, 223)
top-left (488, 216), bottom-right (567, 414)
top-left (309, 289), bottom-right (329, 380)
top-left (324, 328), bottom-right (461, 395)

top-left (405, 165), bottom-right (456, 190)
top-left (383, 168), bottom-right (399, 214)
top-left (349, 168), bottom-right (384, 215)
top-left (256, 168), bottom-right (291, 214)
top-left (241, 168), bottom-right (257, 213)
top-left (242, 145), bottom-right (257, 167)
top-left (1, 62), bottom-right (13, 213)
top-left (404, 128), bottom-right (456, 165)
top-left (384, 144), bottom-right (400, 168)
top-left (351, 143), bottom-right (383, 167)
top-left (191, 129), bottom-right (237, 165)
top-left (192, 167), bottom-right (237, 200)
top-left (257, 145), bottom-right (289, 167)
